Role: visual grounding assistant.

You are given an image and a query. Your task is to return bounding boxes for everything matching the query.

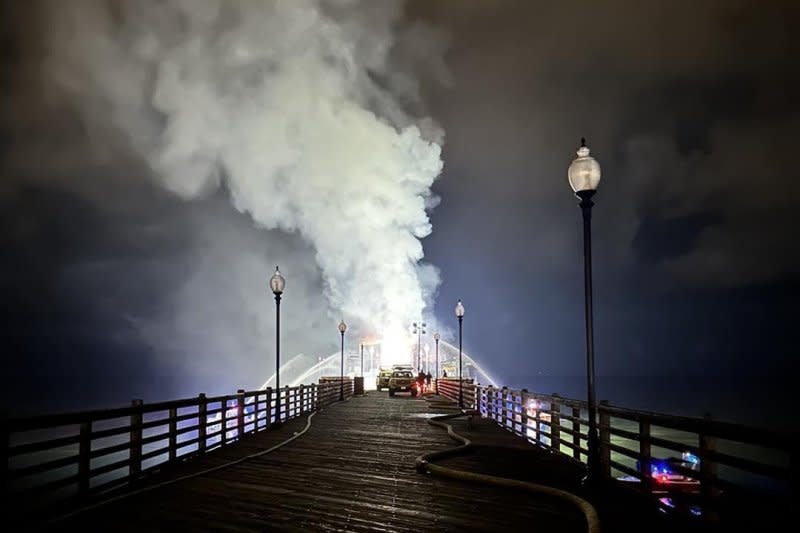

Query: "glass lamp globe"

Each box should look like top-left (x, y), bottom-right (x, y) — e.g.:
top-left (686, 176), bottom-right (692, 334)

top-left (567, 138), bottom-right (601, 193)
top-left (338, 320), bottom-right (347, 333)
top-left (269, 266), bottom-right (285, 295)
top-left (455, 300), bottom-right (465, 318)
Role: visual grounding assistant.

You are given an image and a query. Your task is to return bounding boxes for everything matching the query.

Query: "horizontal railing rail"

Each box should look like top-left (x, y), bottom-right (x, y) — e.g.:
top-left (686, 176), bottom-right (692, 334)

top-left (435, 378), bottom-right (476, 407)
top-left (441, 381), bottom-right (796, 524)
top-left (2, 380), bottom-right (353, 517)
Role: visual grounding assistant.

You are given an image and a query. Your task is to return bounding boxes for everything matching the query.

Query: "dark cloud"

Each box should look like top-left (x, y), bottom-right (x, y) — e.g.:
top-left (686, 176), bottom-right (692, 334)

top-left (411, 0), bottom-right (798, 387)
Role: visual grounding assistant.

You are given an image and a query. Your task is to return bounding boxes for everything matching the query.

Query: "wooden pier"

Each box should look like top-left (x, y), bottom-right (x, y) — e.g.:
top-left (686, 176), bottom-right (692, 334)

top-left (3, 381), bottom-right (795, 532)
top-left (24, 393), bottom-right (592, 532)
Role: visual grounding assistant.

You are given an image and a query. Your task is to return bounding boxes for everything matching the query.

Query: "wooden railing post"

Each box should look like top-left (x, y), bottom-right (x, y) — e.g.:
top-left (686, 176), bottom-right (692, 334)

top-left (299, 385), bottom-right (305, 413)
top-left (237, 389), bottom-right (245, 439)
top-left (520, 390), bottom-right (529, 441)
top-left (282, 386), bottom-right (288, 421)
top-left (198, 394), bottom-right (207, 454)
top-left (313, 384), bottom-right (319, 411)
top-left (495, 387), bottom-right (501, 423)
top-left (130, 399), bottom-right (143, 480)
top-left (497, 387), bottom-right (503, 423)
top-left (252, 391), bottom-right (260, 432)
top-left (168, 407), bottom-right (177, 462)
top-left (221, 399), bottom-right (228, 447)
top-left (550, 394), bottom-right (561, 454)
top-left (700, 413), bottom-right (720, 525)
top-left (493, 386), bottom-right (500, 420)
top-left (501, 387), bottom-right (508, 428)
top-left (639, 420), bottom-right (652, 493)
top-left (78, 421), bottom-right (91, 497)
top-left (511, 391), bottom-right (519, 434)
top-left (599, 400), bottom-right (611, 477)
top-left (297, 386), bottom-right (302, 414)
top-left (571, 406), bottom-right (581, 460)
top-left (265, 387), bottom-right (273, 427)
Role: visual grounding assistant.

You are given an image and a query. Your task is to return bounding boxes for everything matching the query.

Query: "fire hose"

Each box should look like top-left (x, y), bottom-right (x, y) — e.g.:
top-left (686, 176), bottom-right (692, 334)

top-left (415, 407), bottom-right (601, 533)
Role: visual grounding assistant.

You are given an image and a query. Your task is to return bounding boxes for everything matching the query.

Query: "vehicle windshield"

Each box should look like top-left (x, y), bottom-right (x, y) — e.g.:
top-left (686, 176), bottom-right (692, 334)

top-left (392, 371), bottom-right (412, 378)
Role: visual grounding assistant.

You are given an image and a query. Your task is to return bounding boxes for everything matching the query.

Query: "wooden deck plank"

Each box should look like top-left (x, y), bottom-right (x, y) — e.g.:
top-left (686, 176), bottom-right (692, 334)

top-left (36, 393), bottom-right (586, 532)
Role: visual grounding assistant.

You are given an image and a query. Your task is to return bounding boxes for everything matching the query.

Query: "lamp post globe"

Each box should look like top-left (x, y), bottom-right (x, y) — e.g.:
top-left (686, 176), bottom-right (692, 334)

top-left (455, 300), bottom-right (465, 408)
top-left (568, 138), bottom-right (601, 484)
top-left (338, 320), bottom-right (347, 400)
top-left (269, 267), bottom-right (285, 424)
top-left (568, 137), bottom-right (601, 195)
top-left (269, 266), bottom-right (285, 295)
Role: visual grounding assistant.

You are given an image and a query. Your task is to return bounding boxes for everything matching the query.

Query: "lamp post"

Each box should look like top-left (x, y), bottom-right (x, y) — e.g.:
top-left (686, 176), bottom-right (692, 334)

top-left (568, 137), bottom-right (602, 483)
top-left (455, 300), bottom-right (465, 408)
top-left (269, 266), bottom-right (285, 424)
top-left (412, 322), bottom-right (426, 371)
top-left (360, 342), bottom-right (364, 377)
top-left (338, 320), bottom-right (347, 401)
top-left (433, 332), bottom-right (440, 379)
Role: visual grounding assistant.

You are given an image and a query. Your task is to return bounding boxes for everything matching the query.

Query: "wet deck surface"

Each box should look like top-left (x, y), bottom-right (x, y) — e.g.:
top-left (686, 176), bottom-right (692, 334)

top-left (44, 392), bottom-right (589, 532)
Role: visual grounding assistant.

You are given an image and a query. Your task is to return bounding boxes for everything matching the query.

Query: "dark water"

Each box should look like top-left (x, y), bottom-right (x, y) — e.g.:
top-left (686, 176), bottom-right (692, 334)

top-left (503, 375), bottom-right (793, 431)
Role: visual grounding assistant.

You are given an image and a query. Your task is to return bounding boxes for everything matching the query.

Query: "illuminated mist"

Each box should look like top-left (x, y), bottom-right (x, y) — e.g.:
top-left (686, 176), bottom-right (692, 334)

top-left (44, 0), bottom-right (447, 380)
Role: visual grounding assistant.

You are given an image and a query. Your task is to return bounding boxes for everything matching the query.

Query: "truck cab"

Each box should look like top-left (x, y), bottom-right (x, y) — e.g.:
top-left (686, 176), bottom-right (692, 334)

top-left (388, 370), bottom-right (415, 397)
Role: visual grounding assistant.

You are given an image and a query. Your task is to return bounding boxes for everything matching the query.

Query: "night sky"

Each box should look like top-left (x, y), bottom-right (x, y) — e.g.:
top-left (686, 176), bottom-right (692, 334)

top-left (1, 1), bottom-right (797, 423)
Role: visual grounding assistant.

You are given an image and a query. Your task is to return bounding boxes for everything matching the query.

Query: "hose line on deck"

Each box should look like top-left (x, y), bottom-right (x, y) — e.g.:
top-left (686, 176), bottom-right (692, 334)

top-left (415, 406), bottom-right (601, 533)
top-left (47, 410), bottom-right (318, 526)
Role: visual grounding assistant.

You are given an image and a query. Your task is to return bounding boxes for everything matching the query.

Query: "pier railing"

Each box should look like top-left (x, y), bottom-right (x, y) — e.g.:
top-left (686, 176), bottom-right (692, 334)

top-left (2, 380), bottom-right (353, 514)
top-left (435, 377), bottom-right (475, 405)
top-left (436, 380), bottom-right (796, 521)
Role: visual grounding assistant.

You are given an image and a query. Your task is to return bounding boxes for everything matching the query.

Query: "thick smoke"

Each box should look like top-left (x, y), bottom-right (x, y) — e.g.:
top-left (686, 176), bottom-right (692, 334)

top-left (46, 0), bottom-right (445, 366)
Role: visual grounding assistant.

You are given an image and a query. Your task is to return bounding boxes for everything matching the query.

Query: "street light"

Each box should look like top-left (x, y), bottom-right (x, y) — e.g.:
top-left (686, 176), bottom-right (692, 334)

top-left (568, 137), bottom-right (602, 483)
top-left (433, 332), bottom-right (440, 380)
top-left (269, 266), bottom-right (285, 424)
top-left (412, 321), bottom-right (426, 371)
top-left (455, 300), bottom-right (465, 408)
top-left (338, 320), bottom-right (347, 400)
top-left (360, 342), bottom-right (364, 378)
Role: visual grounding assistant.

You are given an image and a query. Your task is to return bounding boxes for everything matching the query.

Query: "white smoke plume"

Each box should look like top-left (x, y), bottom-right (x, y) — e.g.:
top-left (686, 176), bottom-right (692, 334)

top-left (45, 0), bottom-right (445, 367)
